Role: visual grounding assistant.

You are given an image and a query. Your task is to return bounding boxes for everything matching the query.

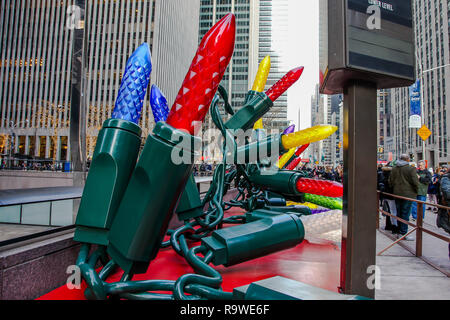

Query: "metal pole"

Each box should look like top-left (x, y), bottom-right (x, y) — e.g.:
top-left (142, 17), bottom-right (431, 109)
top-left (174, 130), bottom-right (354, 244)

top-left (341, 80), bottom-right (378, 299)
top-left (420, 71), bottom-right (426, 162)
top-left (69, 0), bottom-right (88, 185)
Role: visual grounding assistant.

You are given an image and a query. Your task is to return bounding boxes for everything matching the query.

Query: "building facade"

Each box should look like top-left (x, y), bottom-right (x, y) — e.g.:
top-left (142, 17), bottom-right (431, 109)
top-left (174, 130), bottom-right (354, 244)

top-left (0, 0), bottom-right (200, 162)
top-left (198, 0), bottom-right (290, 136)
top-left (199, 0), bottom-right (259, 134)
top-left (258, 0), bottom-right (290, 132)
top-left (387, 0), bottom-right (450, 168)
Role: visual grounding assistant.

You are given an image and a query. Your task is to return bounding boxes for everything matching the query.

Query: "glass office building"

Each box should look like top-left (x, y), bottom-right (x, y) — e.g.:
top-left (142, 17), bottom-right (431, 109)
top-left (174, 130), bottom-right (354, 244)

top-left (0, 0), bottom-right (200, 162)
top-left (388, 0), bottom-right (450, 167)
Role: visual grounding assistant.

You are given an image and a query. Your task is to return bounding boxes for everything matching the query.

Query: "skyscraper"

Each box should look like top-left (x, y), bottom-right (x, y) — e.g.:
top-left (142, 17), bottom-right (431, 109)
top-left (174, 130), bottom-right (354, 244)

top-left (388, 0), bottom-right (450, 168)
top-left (198, 0), bottom-right (290, 135)
top-left (0, 0), bottom-right (200, 162)
top-left (258, 0), bottom-right (290, 132)
top-left (198, 0), bottom-right (259, 133)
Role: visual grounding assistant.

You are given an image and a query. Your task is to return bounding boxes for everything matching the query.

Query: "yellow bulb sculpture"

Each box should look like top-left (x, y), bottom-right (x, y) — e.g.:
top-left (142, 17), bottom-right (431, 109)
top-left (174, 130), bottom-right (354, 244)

top-left (252, 56), bottom-right (271, 130)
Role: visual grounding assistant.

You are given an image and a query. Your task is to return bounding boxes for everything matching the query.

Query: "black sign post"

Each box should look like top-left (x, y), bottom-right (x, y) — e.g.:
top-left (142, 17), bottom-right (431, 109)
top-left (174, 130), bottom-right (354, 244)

top-left (69, 0), bottom-right (88, 184)
top-left (320, 0), bottom-right (415, 298)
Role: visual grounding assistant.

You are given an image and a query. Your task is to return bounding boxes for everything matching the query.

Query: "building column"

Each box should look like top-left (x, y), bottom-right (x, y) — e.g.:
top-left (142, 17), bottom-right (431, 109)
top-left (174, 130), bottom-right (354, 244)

top-left (25, 136), bottom-right (30, 156)
top-left (56, 135), bottom-right (61, 161)
top-left (45, 136), bottom-right (50, 159)
top-left (35, 135), bottom-right (40, 158)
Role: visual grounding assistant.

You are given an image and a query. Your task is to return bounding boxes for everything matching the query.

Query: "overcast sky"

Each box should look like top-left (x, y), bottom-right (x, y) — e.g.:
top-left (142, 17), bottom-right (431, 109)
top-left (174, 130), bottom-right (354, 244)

top-left (285, 0), bottom-right (319, 130)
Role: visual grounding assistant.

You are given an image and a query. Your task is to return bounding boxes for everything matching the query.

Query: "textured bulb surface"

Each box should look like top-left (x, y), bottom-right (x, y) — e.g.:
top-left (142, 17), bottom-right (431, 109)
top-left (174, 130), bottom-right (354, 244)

top-left (311, 209), bottom-right (332, 215)
top-left (252, 56), bottom-right (271, 130)
top-left (287, 201), bottom-right (318, 209)
top-left (277, 148), bottom-right (296, 169)
top-left (282, 125), bottom-right (338, 150)
top-left (283, 124), bottom-right (296, 135)
top-left (150, 85), bottom-right (169, 123)
top-left (252, 56), bottom-right (271, 92)
top-left (296, 178), bottom-right (344, 198)
top-left (166, 14), bottom-right (236, 134)
top-left (285, 156), bottom-right (302, 171)
top-left (112, 43), bottom-right (152, 124)
top-left (304, 194), bottom-right (343, 211)
top-left (295, 144), bottom-right (310, 157)
top-left (266, 67), bottom-right (304, 102)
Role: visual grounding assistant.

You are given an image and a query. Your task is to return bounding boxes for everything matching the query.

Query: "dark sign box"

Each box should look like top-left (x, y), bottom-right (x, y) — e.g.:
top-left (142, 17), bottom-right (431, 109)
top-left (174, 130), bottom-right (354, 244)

top-left (320, 0), bottom-right (416, 94)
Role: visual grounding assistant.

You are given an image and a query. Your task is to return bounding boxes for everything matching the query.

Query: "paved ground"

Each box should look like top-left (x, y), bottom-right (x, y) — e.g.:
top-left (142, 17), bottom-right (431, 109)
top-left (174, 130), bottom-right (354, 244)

top-left (375, 210), bottom-right (450, 300)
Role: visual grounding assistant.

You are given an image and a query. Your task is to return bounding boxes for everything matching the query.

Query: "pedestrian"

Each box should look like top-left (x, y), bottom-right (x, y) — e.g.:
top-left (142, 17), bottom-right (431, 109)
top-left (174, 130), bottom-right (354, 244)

top-left (427, 168), bottom-right (439, 213)
top-left (388, 154), bottom-right (419, 240)
top-left (411, 160), bottom-right (432, 221)
top-left (379, 164), bottom-right (398, 232)
top-left (436, 170), bottom-right (450, 260)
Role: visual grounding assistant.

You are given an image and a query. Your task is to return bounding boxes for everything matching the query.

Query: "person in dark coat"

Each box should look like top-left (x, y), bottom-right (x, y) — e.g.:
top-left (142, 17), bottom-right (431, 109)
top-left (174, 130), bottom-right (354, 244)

top-left (388, 154), bottom-right (420, 239)
top-left (379, 165), bottom-right (397, 232)
top-left (411, 160), bottom-right (432, 220)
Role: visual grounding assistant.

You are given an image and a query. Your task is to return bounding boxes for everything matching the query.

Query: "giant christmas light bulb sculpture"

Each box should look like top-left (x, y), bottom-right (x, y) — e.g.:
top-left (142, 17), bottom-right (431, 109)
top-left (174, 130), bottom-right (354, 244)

top-left (252, 56), bottom-right (271, 130)
top-left (112, 43), bottom-right (152, 123)
top-left (150, 85), bottom-right (169, 123)
top-left (283, 124), bottom-right (296, 135)
top-left (304, 193), bottom-right (343, 211)
top-left (296, 178), bottom-right (343, 198)
top-left (282, 125), bottom-right (338, 150)
top-left (295, 144), bottom-right (310, 157)
top-left (166, 13), bottom-right (236, 135)
top-left (277, 148), bottom-right (297, 169)
top-left (106, 14), bottom-right (236, 275)
top-left (276, 125), bottom-right (297, 168)
top-left (265, 67), bottom-right (304, 102)
top-left (226, 66), bottom-right (304, 131)
top-left (283, 144), bottom-right (310, 170)
top-left (74, 43), bottom-right (151, 246)
top-left (285, 156), bottom-right (303, 171)
top-left (150, 84), bottom-right (206, 221)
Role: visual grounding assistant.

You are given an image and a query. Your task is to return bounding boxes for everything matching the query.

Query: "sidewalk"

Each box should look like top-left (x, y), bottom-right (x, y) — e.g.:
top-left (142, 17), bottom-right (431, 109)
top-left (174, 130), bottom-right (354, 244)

top-left (375, 210), bottom-right (450, 300)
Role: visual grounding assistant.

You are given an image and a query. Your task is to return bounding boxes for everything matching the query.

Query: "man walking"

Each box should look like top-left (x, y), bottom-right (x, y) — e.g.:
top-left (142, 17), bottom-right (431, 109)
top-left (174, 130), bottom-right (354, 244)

top-left (389, 154), bottom-right (419, 240)
top-left (411, 160), bottom-right (432, 221)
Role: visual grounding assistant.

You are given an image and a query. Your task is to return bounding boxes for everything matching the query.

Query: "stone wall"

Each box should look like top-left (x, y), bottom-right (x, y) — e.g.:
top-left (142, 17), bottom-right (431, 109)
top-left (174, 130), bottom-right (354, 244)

top-left (0, 171), bottom-right (75, 190)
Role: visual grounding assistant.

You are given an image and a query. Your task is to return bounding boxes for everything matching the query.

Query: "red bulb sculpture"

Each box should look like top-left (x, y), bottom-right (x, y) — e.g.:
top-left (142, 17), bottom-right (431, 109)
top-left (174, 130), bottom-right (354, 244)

top-left (295, 178), bottom-right (343, 198)
top-left (265, 67), bottom-right (304, 102)
top-left (295, 144), bottom-right (310, 157)
top-left (166, 13), bottom-right (236, 134)
top-left (285, 157), bottom-right (302, 171)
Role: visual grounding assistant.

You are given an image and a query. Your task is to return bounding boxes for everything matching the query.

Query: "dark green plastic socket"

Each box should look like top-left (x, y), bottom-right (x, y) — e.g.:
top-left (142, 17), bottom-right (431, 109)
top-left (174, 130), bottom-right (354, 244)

top-left (225, 91), bottom-right (273, 131)
top-left (201, 214), bottom-right (305, 267)
top-left (249, 170), bottom-right (301, 196)
top-left (107, 121), bottom-right (200, 275)
top-left (176, 174), bottom-right (204, 221)
top-left (234, 134), bottom-right (286, 164)
top-left (74, 119), bottom-right (142, 246)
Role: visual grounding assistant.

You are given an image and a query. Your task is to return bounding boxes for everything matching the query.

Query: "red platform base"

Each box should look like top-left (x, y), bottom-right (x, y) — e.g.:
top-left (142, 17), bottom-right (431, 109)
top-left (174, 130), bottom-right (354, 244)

top-left (38, 210), bottom-right (341, 300)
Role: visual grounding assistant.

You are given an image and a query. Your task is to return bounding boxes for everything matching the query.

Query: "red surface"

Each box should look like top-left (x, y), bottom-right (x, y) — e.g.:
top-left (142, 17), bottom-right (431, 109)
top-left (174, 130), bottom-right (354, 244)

top-left (285, 157), bottom-right (302, 171)
top-left (266, 67), bottom-right (304, 102)
top-left (295, 144), bottom-right (310, 157)
top-left (38, 208), bottom-right (341, 300)
top-left (296, 178), bottom-right (344, 198)
top-left (165, 13), bottom-right (236, 135)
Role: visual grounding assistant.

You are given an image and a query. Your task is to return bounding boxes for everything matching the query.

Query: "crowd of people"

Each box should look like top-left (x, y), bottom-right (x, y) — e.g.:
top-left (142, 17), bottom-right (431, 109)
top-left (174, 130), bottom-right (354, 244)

top-left (377, 154), bottom-right (450, 259)
top-left (0, 159), bottom-right (68, 171)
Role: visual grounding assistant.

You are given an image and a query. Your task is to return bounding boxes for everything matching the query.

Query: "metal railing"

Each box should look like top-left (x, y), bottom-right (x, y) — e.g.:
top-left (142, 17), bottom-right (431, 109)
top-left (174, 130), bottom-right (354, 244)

top-left (377, 191), bottom-right (450, 277)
